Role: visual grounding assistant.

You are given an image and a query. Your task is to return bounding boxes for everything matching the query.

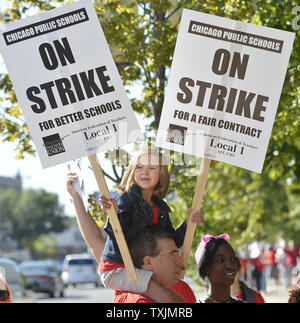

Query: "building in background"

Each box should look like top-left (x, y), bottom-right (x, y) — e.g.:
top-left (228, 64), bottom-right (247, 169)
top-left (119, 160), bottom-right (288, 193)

top-left (0, 172), bottom-right (22, 193)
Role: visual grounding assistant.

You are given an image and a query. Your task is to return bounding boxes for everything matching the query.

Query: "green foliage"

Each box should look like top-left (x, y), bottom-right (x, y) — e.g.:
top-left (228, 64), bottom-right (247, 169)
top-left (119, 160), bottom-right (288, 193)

top-left (0, 187), bottom-right (66, 250)
top-left (0, 1), bottom-right (299, 256)
top-left (31, 234), bottom-right (57, 258)
top-left (88, 193), bottom-right (106, 227)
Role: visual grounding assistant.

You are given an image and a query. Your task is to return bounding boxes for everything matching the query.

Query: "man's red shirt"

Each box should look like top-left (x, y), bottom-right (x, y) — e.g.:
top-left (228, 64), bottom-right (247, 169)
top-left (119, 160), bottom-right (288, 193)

top-left (113, 279), bottom-right (196, 303)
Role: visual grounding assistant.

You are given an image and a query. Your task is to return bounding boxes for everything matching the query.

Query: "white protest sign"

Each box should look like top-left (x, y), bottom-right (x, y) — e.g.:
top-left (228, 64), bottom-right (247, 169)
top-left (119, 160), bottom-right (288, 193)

top-left (0, 0), bottom-right (143, 169)
top-left (156, 9), bottom-right (295, 173)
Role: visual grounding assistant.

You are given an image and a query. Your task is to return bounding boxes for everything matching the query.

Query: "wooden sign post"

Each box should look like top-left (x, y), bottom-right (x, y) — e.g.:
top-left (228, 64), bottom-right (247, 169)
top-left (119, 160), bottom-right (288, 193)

top-left (88, 154), bottom-right (137, 281)
top-left (180, 158), bottom-right (211, 278)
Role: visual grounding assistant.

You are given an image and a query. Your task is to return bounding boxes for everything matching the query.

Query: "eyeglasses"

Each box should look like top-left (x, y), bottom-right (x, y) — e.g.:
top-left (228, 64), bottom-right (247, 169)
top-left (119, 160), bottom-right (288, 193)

top-left (0, 289), bottom-right (10, 302)
top-left (152, 248), bottom-right (182, 259)
top-left (169, 250), bottom-right (182, 258)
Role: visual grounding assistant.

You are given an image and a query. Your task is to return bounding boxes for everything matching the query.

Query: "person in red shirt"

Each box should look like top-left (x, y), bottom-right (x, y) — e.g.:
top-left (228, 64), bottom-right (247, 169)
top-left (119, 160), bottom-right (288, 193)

top-left (114, 279), bottom-right (196, 303)
top-left (113, 228), bottom-right (196, 303)
top-left (99, 148), bottom-right (201, 302)
top-left (263, 246), bottom-right (279, 292)
top-left (250, 255), bottom-right (265, 291)
top-left (67, 147), bottom-right (202, 303)
top-left (283, 240), bottom-right (299, 289)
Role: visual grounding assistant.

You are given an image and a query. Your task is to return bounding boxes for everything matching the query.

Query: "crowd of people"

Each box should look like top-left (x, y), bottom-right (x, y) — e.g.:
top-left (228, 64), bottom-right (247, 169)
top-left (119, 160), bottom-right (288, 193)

top-left (2, 147), bottom-right (298, 304)
top-left (64, 146), bottom-right (299, 304)
top-left (237, 240), bottom-right (299, 294)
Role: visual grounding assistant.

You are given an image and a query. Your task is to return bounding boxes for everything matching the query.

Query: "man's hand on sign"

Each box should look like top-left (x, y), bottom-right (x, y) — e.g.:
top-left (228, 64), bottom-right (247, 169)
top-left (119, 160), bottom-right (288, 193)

top-left (99, 195), bottom-right (118, 214)
top-left (187, 209), bottom-right (203, 225)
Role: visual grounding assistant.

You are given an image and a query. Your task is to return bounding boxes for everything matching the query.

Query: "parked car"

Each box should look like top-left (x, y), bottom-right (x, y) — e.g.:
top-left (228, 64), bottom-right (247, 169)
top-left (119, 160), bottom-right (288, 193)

top-left (0, 258), bottom-right (26, 299)
top-left (61, 253), bottom-right (101, 287)
top-left (19, 261), bottom-right (64, 298)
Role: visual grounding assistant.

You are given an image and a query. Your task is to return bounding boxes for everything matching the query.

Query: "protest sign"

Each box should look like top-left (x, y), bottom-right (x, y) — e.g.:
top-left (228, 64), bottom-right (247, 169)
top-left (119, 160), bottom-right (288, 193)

top-left (156, 9), bottom-right (294, 173)
top-left (0, 0), bottom-right (142, 169)
top-left (155, 9), bottom-right (295, 275)
top-left (0, 0), bottom-right (141, 280)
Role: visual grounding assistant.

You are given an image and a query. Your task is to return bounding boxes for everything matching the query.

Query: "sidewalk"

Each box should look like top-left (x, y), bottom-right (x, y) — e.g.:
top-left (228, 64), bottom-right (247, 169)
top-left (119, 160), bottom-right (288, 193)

top-left (261, 286), bottom-right (289, 303)
top-left (188, 277), bottom-right (290, 303)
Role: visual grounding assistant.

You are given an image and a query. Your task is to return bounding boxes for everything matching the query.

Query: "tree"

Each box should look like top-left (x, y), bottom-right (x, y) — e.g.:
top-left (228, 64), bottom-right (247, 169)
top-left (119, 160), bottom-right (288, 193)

top-left (0, 11), bottom-right (5, 23)
top-left (0, 187), bottom-right (66, 249)
top-left (0, 188), bottom-right (18, 250)
top-left (0, 1), bottom-right (299, 248)
top-left (97, 0), bottom-right (300, 245)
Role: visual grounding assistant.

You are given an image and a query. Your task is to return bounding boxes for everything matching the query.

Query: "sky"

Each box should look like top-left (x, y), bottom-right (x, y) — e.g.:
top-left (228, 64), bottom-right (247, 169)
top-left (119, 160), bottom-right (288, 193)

top-left (0, 0), bottom-right (147, 216)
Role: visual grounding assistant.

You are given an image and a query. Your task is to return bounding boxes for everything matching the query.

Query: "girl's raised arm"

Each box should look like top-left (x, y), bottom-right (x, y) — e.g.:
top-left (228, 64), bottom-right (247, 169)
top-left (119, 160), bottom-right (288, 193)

top-left (67, 172), bottom-right (105, 263)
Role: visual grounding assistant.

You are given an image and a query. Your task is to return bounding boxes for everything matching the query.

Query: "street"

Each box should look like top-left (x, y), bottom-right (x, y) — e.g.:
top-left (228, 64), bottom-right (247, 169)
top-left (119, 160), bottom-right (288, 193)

top-left (13, 282), bottom-right (289, 303)
top-left (14, 284), bottom-right (115, 303)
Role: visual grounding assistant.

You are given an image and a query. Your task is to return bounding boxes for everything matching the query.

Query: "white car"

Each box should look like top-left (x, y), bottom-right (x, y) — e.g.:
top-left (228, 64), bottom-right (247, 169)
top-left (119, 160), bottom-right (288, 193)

top-left (61, 254), bottom-right (101, 287)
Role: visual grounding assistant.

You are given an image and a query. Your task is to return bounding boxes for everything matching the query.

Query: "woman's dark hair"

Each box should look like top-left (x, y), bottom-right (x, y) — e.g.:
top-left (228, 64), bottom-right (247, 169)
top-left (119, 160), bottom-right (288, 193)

top-left (198, 238), bottom-right (237, 280)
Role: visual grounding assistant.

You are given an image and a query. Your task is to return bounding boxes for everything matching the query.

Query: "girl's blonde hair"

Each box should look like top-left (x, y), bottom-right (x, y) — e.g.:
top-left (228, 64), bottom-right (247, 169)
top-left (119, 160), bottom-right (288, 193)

top-left (118, 147), bottom-right (170, 200)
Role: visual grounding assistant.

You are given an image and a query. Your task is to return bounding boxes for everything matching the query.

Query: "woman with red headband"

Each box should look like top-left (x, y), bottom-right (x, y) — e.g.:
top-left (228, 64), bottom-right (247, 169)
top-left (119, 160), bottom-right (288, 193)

top-left (195, 234), bottom-right (245, 303)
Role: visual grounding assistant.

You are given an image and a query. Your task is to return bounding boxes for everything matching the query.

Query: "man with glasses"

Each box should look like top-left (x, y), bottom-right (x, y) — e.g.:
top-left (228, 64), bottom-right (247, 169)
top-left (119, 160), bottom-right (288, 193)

top-left (113, 228), bottom-right (196, 303)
